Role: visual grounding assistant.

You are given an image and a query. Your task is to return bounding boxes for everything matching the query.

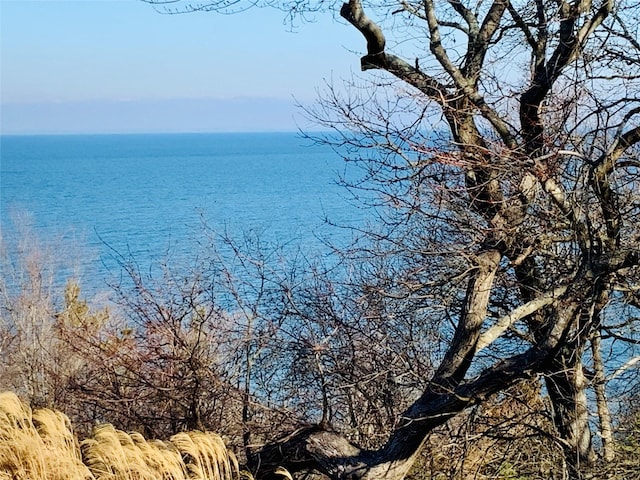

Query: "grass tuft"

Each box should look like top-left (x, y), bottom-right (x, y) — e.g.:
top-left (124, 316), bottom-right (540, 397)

top-left (1, 392), bottom-right (239, 480)
top-left (0, 392), bottom-right (92, 480)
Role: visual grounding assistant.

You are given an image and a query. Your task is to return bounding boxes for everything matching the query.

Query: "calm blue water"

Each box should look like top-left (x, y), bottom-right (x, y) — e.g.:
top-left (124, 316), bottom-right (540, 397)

top-left (1, 133), bottom-right (363, 293)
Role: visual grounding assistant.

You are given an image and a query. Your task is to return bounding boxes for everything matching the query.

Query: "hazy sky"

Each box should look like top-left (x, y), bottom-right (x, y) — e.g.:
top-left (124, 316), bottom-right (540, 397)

top-left (1, 0), bottom-right (360, 134)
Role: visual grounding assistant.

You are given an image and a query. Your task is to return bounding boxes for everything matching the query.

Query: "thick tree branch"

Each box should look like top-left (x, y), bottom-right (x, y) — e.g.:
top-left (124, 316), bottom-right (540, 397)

top-left (521, 1), bottom-right (615, 156)
top-left (423, 0), bottom-right (470, 88)
top-left (507, 2), bottom-right (537, 51)
top-left (422, 0), bottom-right (515, 146)
top-left (340, 0), bottom-right (449, 101)
top-left (447, 0), bottom-right (478, 34)
top-left (252, 320), bottom-right (575, 480)
top-left (470, 0), bottom-right (509, 77)
top-left (433, 249), bottom-right (502, 385)
top-left (339, 0), bottom-right (385, 57)
top-left (591, 121), bottom-right (640, 244)
top-left (342, 0), bottom-right (516, 147)
top-left (476, 284), bottom-right (570, 352)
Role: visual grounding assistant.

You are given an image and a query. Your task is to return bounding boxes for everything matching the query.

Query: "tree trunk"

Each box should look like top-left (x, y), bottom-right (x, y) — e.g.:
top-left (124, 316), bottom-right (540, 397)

top-left (592, 330), bottom-right (615, 463)
top-left (545, 350), bottom-right (594, 479)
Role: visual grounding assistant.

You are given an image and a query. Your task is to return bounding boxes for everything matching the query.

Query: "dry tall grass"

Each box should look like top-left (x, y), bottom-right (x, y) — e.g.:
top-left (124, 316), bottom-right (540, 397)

top-left (0, 391), bottom-right (91, 480)
top-left (0, 392), bottom-right (239, 480)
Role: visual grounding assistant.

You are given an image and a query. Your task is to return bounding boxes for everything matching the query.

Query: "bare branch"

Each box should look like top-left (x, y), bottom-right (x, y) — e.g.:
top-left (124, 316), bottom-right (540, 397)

top-left (476, 284), bottom-right (570, 352)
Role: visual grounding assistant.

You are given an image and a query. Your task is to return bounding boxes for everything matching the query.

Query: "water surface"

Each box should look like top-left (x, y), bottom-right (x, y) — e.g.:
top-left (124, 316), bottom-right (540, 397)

top-left (1, 133), bottom-right (362, 293)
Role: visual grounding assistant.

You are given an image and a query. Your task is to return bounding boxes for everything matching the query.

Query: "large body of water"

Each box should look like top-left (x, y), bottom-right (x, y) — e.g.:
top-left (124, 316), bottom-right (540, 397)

top-left (1, 133), bottom-right (365, 294)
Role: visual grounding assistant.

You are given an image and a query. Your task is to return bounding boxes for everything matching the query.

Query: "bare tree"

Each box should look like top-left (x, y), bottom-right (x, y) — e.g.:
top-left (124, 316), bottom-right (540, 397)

top-left (139, 1), bottom-right (640, 479)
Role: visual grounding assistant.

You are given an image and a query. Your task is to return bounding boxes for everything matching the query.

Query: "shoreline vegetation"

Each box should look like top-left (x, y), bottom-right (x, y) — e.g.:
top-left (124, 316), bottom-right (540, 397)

top-left (0, 392), bottom-right (243, 480)
top-left (1, 264), bottom-right (639, 479)
top-left (1, 216), bottom-right (639, 479)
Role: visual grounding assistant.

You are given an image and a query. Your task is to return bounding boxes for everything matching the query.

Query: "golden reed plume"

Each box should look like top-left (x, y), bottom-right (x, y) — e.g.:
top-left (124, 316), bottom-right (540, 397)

top-left (0, 392), bottom-right (239, 480)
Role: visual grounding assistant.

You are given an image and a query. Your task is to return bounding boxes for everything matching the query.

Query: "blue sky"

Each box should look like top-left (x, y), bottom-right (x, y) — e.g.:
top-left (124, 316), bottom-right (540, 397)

top-left (1, 0), bottom-right (360, 134)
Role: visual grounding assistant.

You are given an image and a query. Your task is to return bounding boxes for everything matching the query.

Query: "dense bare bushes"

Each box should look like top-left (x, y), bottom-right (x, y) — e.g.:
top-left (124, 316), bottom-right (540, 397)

top-left (2, 226), bottom-right (640, 478)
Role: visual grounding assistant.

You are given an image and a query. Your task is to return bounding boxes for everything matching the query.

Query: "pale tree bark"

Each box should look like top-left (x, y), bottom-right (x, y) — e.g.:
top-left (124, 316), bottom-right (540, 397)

top-left (592, 330), bottom-right (614, 463)
top-left (545, 344), bottom-right (594, 476)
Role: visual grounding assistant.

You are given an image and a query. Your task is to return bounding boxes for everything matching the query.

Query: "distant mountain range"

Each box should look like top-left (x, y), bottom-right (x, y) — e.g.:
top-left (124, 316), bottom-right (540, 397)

top-left (1, 97), bottom-right (306, 135)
